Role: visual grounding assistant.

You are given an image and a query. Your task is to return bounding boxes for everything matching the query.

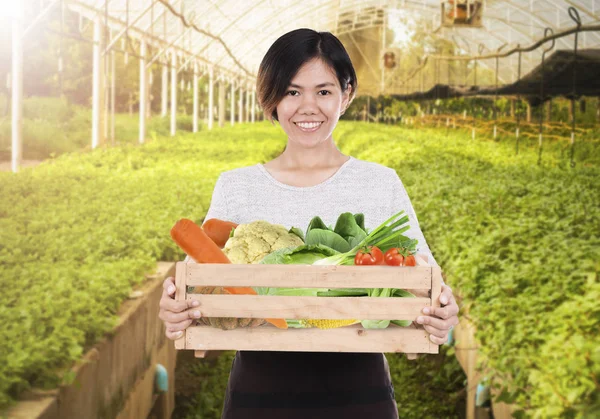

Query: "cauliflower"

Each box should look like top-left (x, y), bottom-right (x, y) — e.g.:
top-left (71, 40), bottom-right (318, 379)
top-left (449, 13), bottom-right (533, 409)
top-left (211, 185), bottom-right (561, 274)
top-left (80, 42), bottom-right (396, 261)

top-left (222, 220), bottom-right (304, 264)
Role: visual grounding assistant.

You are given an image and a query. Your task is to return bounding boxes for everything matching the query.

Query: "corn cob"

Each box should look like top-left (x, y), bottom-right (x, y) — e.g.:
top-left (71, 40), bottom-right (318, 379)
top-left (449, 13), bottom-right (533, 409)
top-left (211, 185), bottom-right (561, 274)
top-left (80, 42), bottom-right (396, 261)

top-left (300, 319), bottom-right (360, 329)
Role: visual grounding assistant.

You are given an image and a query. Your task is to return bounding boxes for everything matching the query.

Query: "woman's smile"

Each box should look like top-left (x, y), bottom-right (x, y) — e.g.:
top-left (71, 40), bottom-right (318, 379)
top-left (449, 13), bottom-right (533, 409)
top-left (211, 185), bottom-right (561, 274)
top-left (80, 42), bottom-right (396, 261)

top-left (294, 121), bottom-right (324, 132)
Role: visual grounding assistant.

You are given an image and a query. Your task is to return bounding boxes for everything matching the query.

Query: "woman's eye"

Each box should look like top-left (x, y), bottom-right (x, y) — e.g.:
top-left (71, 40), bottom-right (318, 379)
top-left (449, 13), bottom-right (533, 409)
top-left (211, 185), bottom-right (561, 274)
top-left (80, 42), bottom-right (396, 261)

top-left (319, 90), bottom-right (331, 95)
top-left (286, 90), bottom-right (299, 96)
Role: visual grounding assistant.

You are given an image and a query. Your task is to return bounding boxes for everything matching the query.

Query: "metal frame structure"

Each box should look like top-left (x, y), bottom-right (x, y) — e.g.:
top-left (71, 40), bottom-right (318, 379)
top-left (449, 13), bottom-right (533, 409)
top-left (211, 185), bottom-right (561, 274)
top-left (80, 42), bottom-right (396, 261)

top-left (8, 0), bottom-right (600, 172)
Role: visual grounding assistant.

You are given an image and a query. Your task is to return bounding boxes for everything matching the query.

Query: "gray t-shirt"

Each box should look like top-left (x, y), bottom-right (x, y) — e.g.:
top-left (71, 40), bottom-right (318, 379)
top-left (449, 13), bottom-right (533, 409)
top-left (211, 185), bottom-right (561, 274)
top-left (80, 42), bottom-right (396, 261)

top-left (185, 156), bottom-right (438, 266)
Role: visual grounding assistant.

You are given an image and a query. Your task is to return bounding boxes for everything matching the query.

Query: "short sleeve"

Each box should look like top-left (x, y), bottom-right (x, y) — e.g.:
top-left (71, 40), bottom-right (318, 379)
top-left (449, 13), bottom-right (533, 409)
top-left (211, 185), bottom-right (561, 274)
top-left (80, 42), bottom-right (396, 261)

top-left (183, 174), bottom-right (229, 263)
top-left (389, 170), bottom-right (442, 275)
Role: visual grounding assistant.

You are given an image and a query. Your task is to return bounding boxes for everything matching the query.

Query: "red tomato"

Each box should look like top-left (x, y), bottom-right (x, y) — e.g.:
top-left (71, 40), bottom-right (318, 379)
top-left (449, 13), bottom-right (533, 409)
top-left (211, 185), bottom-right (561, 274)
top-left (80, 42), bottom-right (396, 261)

top-left (354, 246), bottom-right (384, 265)
top-left (384, 248), bottom-right (404, 266)
top-left (403, 255), bottom-right (416, 266)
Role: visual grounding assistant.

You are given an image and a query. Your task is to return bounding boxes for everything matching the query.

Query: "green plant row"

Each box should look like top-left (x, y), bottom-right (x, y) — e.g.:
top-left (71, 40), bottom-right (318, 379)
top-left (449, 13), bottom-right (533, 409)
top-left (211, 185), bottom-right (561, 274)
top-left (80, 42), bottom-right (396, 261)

top-left (0, 123), bottom-right (285, 410)
top-left (336, 122), bottom-right (600, 418)
top-left (0, 96), bottom-right (197, 161)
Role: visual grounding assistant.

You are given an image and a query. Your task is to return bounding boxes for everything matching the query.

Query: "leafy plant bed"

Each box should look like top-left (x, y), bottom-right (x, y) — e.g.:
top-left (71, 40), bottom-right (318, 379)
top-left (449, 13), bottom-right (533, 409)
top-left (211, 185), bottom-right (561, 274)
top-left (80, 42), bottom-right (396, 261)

top-left (3, 262), bottom-right (177, 419)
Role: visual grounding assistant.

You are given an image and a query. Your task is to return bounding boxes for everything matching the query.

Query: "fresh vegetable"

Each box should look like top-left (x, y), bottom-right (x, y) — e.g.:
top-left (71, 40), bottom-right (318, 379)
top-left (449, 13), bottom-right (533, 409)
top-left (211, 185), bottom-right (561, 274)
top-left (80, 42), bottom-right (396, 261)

top-left (222, 220), bottom-right (304, 264)
top-left (202, 218), bottom-right (238, 248)
top-left (354, 245), bottom-right (385, 265)
top-left (403, 254), bottom-right (416, 266)
top-left (317, 288), bottom-right (416, 329)
top-left (171, 218), bottom-right (231, 264)
top-left (170, 218), bottom-right (288, 329)
top-left (312, 210), bottom-right (412, 266)
top-left (297, 319), bottom-right (360, 329)
top-left (258, 243), bottom-right (340, 265)
top-left (305, 212), bottom-right (368, 252)
top-left (194, 286), bottom-right (267, 330)
top-left (384, 248), bottom-right (404, 266)
top-left (251, 286), bottom-right (360, 329)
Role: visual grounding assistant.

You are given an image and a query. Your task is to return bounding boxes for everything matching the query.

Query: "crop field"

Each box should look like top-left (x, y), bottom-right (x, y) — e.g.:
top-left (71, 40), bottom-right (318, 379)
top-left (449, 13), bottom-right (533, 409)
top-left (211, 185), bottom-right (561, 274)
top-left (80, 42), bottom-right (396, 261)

top-left (1, 120), bottom-right (598, 417)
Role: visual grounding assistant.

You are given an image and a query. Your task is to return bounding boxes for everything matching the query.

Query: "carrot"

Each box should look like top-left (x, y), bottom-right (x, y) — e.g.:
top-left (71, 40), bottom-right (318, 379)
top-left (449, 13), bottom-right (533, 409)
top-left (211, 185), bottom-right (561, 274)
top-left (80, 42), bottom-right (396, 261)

top-left (170, 218), bottom-right (288, 329)
top-left (202, 218), bottom-right (238, 248)
top-left (171, 219), bottom-right (230, 264)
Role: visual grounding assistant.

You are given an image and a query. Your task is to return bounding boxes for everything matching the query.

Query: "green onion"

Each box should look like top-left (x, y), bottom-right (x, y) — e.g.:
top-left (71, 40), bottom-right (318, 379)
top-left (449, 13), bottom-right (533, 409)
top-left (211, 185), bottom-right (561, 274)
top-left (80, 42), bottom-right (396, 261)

top-left (312, 210), bottom-right (410, 266)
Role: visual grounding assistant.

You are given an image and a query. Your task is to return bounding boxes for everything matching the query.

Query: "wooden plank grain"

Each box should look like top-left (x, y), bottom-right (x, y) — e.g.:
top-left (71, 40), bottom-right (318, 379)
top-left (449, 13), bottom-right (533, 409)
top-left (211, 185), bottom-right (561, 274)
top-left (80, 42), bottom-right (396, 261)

top-left (174, 262), bottom-right (187, 350)
top-left (186, 263), bottom-right (432, 289)
top-left (186, 324), bottom-right (436, 353)
top-left (188, 295), bottom-right (430, 320)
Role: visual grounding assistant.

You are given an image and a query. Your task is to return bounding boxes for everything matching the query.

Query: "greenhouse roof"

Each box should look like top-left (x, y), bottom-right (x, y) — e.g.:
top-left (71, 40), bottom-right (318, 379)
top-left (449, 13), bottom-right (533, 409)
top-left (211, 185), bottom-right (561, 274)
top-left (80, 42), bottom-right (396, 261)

top-left (64, 0), bottom-right (600, 90)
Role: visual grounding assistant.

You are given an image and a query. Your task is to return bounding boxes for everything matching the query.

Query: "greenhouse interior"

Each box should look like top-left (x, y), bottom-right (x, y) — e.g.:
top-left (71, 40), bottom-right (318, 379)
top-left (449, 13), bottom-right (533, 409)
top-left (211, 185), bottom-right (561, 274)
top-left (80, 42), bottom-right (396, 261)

top-left (1, 0), bottom-right (599, 418)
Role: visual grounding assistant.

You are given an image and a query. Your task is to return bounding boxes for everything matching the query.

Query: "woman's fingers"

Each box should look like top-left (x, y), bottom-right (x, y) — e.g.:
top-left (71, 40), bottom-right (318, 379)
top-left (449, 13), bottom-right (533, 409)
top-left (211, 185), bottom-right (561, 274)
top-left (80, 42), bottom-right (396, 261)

top-left (158, 307), bottom-right (202, 323)
top-left (159, 276), bottom-right (201, 340)
top-left (165, 318), bottom-right (195, 333)
top-left (163, 276), bottom-right (176, 297)
top-left (421, 323), bottom-right (448, 339)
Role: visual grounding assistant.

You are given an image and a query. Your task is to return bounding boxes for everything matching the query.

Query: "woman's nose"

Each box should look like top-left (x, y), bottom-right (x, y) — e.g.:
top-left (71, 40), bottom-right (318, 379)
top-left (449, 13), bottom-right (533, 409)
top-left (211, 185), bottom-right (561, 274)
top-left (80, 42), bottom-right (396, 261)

top-left (298, 94), bottom-right (318, 114)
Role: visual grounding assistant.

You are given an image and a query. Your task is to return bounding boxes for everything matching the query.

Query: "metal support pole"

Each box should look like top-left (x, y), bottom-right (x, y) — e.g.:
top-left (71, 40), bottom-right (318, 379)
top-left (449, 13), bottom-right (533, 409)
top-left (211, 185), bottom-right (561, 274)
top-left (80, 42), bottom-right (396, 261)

top-left (170, 52), bottom-right (177, 136)
top-left (161, 64), bottom-right (168, 117)
top-left (251, 89), bottom-right (256, 123)
top-left (218, 79), bottom-right (225, 127)
top-left (230, 81), bottom-right (235, 126)
top-left (11, 3), bottom-right (24, 173)
top-left (139, 39), bottom-right (147, 144)
top-left (238, 85), bottom-right (243, 123)
top-left (111, 50), bottom-right (116, 144)
top-left (208, 67), bottom-right (214, 130)
top-left (193, 61), bottom-right (199, 133)
top-left (246, 88), bottom-right (250, 123)
top-left (92, 16), bottom-right (105, 149)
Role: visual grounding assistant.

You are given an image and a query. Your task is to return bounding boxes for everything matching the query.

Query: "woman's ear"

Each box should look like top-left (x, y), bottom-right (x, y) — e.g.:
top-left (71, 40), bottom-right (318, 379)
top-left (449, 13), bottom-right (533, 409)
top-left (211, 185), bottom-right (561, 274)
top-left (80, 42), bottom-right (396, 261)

top-left (340, 85), bottom-right (353, 116)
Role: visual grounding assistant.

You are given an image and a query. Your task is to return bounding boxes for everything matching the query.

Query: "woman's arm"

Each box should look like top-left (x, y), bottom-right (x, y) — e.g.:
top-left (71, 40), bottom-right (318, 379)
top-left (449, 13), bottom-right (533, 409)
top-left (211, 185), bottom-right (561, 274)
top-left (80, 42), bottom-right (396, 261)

top-left (390, 170), bottom-right (444, 283)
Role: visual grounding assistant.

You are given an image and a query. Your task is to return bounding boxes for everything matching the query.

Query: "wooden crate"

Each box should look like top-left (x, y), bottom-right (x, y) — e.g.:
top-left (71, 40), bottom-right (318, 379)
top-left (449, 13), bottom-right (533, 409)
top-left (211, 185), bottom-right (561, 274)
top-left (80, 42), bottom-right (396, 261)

top-left (174, 261), bottom-right (442, 357)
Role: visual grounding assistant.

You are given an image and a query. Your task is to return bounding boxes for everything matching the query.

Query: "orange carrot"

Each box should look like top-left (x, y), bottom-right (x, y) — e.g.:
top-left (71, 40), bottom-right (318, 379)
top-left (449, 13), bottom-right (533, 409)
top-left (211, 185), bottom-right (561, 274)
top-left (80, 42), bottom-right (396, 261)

top-left (202, 218), bottom-right (238, 248)
top-left (170, 218), bottom-right (288, 329)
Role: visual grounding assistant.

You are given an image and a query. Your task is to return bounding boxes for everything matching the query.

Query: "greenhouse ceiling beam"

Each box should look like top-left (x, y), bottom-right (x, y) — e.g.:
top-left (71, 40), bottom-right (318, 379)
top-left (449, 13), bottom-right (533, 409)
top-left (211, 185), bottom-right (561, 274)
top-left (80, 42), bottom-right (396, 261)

top-left (103, 0), bottom-right (160, 54)
top-left (501, 0), bottom-right (583, 49)
top-left (68, 0), bottom-right (246, 81)
top-left (23, 0), bottom-right (61, 39)
top-left (146, 26), bottom-right (193, 68)
top-left (155, 0), bottom-right (252, 76)
top-left (214, 0), bottom-right (332, 68)
top-left (429, 22), bottom-right (600, 60)
top-left (564, 0), bottom-right (600, 22)
top-left (192, 0), bottom-right (269, 59)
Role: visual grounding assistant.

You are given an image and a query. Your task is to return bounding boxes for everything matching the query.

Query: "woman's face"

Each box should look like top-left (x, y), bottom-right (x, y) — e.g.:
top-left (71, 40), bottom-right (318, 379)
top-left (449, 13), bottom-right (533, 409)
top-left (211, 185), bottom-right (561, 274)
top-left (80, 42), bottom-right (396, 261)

top-left (275, 58), bottom-right (351, 149)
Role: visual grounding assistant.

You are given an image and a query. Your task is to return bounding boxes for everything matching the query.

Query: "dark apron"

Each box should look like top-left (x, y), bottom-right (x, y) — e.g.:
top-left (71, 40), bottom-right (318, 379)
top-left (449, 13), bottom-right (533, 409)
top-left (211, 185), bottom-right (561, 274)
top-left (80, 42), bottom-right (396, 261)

top-left (221, 351), bottom-right (399, 419)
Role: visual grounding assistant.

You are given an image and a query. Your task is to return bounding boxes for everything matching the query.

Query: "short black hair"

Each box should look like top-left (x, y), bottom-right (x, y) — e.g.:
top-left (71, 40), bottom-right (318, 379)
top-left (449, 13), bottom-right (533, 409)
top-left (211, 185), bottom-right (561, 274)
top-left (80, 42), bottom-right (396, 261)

top-left (256, 28), bottom-right (358, 122)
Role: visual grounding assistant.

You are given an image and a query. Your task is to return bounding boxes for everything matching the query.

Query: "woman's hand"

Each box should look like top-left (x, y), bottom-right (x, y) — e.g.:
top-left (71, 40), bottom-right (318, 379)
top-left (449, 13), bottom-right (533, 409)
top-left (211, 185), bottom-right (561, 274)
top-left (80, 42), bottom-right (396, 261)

top-left (158, 276), bottom-right (202, 340)
top-left (415, 284), bottom-right (459, 344)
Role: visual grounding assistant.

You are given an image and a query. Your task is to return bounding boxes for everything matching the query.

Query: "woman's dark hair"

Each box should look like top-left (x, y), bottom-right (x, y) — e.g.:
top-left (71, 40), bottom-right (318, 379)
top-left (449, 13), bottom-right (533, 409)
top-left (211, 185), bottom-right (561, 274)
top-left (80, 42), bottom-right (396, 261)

top-left (256, 28), bottom-right (358, 122)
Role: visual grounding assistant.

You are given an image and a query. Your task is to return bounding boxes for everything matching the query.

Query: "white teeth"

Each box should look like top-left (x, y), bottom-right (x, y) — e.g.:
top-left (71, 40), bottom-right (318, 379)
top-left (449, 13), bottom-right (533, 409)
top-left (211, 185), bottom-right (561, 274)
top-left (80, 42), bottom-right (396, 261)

top-left (296, 122), bottom-right (322, 129)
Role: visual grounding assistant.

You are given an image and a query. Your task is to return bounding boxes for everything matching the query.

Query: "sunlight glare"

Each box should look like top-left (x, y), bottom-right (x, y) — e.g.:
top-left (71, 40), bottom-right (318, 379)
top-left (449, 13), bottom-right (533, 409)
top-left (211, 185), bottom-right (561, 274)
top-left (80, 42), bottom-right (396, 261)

top-left (0, 2), bottom-right (23, 19)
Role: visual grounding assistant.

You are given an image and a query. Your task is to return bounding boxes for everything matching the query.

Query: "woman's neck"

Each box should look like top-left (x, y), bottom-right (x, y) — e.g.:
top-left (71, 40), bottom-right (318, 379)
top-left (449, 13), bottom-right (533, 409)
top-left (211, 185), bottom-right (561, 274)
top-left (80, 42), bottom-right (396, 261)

top-left (275, 138), bottom-right (347, 170)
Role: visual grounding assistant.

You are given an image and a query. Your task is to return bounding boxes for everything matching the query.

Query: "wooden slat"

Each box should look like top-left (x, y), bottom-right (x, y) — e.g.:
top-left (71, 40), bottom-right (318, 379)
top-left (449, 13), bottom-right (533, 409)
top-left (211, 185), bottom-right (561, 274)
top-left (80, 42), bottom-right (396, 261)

top-left (429, 266), bottom-right (443, 353)
top-left (174, 262), bottom-right (187, 350)
top-left (187, 294), bottom-right (430, 320)
top-left (186, 324), bottom-right (437, 353)
top-left (186, 263), bottom-right (432, 289)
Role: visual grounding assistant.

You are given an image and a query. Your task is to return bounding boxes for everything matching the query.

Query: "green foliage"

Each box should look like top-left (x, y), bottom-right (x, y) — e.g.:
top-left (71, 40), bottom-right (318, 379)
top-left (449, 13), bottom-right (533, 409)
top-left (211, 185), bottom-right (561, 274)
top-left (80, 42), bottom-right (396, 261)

top-left (336, 122), bottom-right (600, 417)
top-left (0, 97), bottom-right (196, 161)
top-left (2, 119), bottom-right (598, 417)
top-left (0, 122), bottom-right (286, 410)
